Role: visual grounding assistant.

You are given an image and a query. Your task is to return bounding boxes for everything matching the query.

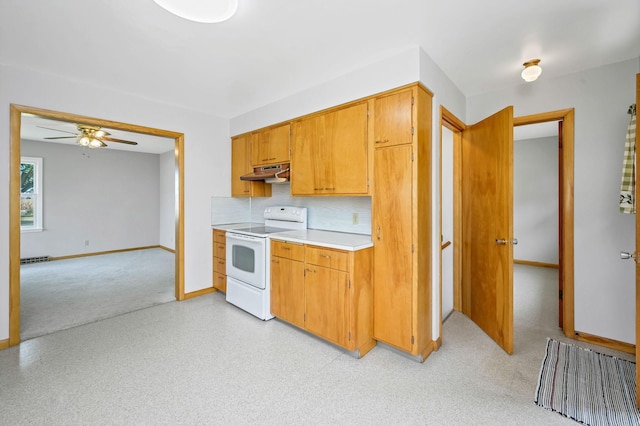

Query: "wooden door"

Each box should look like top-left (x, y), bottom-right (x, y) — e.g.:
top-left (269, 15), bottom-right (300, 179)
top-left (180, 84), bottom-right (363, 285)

top-left (374, 89), bottom-right (413, 147)
top-left (372, 144), bottom-right (413, 352)
top-left (231, 135), bottom-right (251, 197)
top-left (270, 256), bottom-right (305, 328)
top-left (291, 102), bottom-right (368, 195)
top-left (461, 107), bottom-right (514, 354)
top-left (251, 124), bottom-right (290, 167)
top-left (304, 265), bottom-right (348, 347)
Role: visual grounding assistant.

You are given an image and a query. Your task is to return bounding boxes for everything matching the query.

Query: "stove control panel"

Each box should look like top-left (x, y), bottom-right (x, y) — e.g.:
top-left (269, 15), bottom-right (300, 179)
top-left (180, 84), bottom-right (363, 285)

top-left (264, 206), bottom-right (307, 224)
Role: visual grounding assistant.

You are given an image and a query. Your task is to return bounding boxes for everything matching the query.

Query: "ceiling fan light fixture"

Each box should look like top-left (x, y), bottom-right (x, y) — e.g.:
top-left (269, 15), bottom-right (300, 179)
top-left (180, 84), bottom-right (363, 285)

top-left (89, 138), bottom-right (104, 148)
top-left (78, 135), bottom-right (91, 146)
top-left (521, 59), bottom-right (542, 82)
top-left (153, 0), bottom-right (238, 23)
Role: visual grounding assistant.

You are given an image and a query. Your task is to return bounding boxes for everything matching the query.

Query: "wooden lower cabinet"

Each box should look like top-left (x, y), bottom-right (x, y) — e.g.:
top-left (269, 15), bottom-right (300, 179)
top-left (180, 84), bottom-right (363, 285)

top-left (271, 251), bottom-right (305, 328)
top-left (270, 239), bottom-right (375, 357)
top-left (212, 229), bottom-right (227, 292)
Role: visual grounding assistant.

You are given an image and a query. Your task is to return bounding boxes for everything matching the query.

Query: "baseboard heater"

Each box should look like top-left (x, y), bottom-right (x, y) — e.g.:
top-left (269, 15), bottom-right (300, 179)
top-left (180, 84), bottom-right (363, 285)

top-left (20, 256), bottom-right (50, 264)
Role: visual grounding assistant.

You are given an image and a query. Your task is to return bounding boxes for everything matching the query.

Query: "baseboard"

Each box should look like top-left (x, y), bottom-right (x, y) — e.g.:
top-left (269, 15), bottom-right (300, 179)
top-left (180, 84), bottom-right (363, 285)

top-left (159, 245), bottom-right (175, 253)
top-left (574, 330), bottom-right (635, 355)
top-left (0, 338), bottom-right (9, 350)
top-left (49, 246), bottom-right (164, 261)
top-left (184, 287), bottom-right (217, 300)
top-left (514, 259), bottom-right (559, 269)
top-left (434, 337), bottom-right (443, 351)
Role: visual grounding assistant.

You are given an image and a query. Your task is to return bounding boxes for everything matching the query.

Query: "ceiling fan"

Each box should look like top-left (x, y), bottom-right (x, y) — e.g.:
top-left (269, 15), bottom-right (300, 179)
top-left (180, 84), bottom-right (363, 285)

top-left (39, 124), bottom-right (139, 148)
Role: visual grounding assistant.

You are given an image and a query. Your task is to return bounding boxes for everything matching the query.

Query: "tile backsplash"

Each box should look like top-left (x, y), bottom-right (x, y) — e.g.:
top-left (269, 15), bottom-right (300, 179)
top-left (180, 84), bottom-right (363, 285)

top-left (211, 184), bottom-right (371, 235)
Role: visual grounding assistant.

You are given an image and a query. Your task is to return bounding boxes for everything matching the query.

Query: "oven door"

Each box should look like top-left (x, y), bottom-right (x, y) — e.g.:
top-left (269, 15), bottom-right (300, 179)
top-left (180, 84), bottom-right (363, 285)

top-left (225, 232), bottom-right (266, 289)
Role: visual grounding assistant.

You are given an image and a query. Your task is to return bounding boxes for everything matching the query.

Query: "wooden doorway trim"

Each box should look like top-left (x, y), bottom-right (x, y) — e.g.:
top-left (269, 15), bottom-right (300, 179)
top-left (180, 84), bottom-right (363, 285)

top-left (9, 104), bottom-right (186, 347)
top-left (439, 106), bottom-right (465, 342)
top-left (513, 108), bottom-right (575, 338)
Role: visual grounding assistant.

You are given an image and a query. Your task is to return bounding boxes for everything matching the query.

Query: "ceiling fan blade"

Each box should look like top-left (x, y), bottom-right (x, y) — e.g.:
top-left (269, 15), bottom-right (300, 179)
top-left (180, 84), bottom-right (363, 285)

top-left (44, 136), bottom-right (77, 140)
top-left (101, 137), bottom-right (138, 145)
top-left (37, 125), bottom-right (78, 135)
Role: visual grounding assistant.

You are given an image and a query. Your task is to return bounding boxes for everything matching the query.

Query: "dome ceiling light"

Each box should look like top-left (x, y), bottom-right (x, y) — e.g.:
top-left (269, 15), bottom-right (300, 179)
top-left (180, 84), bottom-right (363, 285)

top-left (521, 59), bottom-right (542, 82)
top-left (153, 0), bottom-right (238, 23)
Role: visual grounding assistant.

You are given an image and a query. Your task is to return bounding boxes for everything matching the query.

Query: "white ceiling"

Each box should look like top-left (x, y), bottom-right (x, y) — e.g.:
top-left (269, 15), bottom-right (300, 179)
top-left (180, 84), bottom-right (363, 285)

top-left (20, 114), bottom-right (175, 155)
top-left (2, 0), bottom-right (639, 141)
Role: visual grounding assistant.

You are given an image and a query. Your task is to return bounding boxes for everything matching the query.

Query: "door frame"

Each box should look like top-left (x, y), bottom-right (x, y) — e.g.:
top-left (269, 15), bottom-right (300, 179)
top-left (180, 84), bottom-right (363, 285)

top-left (9, 104), bottom-right (186, 347)
top-left (439, 106), bottom-right (575, 341)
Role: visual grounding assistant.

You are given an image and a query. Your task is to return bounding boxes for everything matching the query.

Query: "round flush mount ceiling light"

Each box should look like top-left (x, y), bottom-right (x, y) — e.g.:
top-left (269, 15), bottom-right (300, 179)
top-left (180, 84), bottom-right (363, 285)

top-left (521, 59), bottom-right (542, 82)
top-left (153, 0), bottom-right (238, 23)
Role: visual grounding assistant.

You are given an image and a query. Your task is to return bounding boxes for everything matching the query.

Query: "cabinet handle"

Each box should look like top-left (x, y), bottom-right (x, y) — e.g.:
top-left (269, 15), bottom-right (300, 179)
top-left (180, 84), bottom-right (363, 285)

top-left (325, 187), bottom-right (335, 191)
top-left (272, 259), bottom-right (279, 264)
top-left (314, 187), bottom-right (323, 191)
top-left (306, 268), bottom-right (316, 274)
top-left (218, 245), bottom-right (224, 250)
top-left (376, 226), bottom-right (381, 241)
top-left (268, 157), bottom-right (276, 161)
top-left (217, 260), bottom-right (224, 265)
top-left (320, 254), bottom-right (331, 259)
top-left (375, 139), bottom-right (390, 144)
top-left (281, 247), bottom-right (290, 250)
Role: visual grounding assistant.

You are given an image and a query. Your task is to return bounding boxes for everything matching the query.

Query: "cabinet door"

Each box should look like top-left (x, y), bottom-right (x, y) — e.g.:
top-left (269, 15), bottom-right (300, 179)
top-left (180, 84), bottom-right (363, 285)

top-left (373, 144), bottom-right (413, 352)
top-left (271, 256), bottom-right (305, 328)
top-left (291, 102), bottom-right (368, 196)
top-left (231, 135), bottom-right (252, 197)
top-left (231, 135), bottom-right (271, 197)
top-left (304, 265), bottom-right (348, 347)
top-left (374, 89), bottom-right (413, 147)
top-left (251, 124), bottom-right (290, 167)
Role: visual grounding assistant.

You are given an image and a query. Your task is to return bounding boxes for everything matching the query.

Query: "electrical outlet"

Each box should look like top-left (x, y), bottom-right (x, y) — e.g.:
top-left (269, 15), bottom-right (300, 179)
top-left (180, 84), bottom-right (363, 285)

top-left (352, 213), bottom-right (359, 225)
top-left (84, 240), bottom-right (89, 246)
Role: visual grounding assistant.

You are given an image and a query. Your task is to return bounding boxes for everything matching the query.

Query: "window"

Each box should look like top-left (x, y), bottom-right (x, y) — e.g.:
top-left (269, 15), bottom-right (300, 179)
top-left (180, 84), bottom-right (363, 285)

top-left (20, 156), bottom-right (43, 232)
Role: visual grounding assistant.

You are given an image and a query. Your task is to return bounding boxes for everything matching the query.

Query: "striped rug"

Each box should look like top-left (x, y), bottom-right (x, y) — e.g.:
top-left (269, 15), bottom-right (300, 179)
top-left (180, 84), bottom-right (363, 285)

top-left (535, 338), bottom-right (640, 425)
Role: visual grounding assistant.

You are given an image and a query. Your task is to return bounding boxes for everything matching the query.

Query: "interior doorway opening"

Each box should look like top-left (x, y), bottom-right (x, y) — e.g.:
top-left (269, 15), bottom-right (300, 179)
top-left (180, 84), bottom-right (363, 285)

top-left (438, 106), bottom-right (575, 351)
top-left (9, 104), bottom-right (186, 347)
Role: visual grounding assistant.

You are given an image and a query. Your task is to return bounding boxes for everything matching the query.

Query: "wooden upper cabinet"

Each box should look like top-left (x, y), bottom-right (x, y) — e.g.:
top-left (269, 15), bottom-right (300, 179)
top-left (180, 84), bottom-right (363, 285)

top-left (374, 89), bottom-right (413, 147)
top-left (231, 134), bottom-right (271, 198)
top-left (291, 102), bottom-right (369, 196)
top-left (251, 123), bottom-right (291, 167)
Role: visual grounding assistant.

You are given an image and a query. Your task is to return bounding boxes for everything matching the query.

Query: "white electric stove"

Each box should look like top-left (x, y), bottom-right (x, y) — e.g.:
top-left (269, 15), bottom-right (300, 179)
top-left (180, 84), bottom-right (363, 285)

top-left (225, 206), bottom-right (307, 320)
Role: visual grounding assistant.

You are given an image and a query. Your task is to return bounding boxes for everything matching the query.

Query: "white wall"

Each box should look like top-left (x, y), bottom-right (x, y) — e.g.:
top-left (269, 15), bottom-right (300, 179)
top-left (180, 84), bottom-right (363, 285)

top-left (231, 47), bottom-right (421, 135)
top-left (20, 140), bottom-right (161, 258)
top-left (468, 58), bottom-right (640, 344)
top-left (418, 48), bottom-right (467, 340)
top-left (159, 150), bottom-right (176, 250)
top-left (513, 136), bottom-right (559, 264)
top-left (0, 64), bottom-right (229, 341)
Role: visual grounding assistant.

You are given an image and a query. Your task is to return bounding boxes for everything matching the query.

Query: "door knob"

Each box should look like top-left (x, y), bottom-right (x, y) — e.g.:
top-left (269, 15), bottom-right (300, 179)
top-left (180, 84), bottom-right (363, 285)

top-left (510, 239), bottom-right (518, 245)
top-left (620, 251), bottom-right (636, 260)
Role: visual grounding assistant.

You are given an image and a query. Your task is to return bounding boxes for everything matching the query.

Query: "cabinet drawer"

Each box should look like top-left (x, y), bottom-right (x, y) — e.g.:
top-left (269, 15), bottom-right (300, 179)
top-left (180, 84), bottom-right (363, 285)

top-left (213, 229), bottom-right (226, 243)
top-left (213, 272), bottom-right (227, 292)
top-left (271, 240), bottom-right (305, 261)
top-left (305, 245), bottom-right (348, 271)
top-left (214, 242), bottom-right (226, 259)
top-left (213, 256), bottom-right (226, 275)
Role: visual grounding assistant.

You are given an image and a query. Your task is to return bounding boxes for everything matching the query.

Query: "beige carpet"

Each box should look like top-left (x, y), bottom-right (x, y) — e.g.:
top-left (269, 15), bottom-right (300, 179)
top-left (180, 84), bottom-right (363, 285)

top-left (20, 248), bottom-right (175, 340)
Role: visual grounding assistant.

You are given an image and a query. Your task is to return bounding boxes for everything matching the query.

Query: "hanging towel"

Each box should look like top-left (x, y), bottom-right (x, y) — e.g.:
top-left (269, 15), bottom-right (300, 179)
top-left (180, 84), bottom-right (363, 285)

top-left (620, 106), bottom-right (636, 214)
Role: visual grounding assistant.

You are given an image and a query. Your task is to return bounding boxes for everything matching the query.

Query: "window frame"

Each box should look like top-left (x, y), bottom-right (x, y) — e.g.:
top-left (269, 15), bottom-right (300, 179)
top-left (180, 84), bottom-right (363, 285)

top-left (20, 156), bottom-right (43, 232)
